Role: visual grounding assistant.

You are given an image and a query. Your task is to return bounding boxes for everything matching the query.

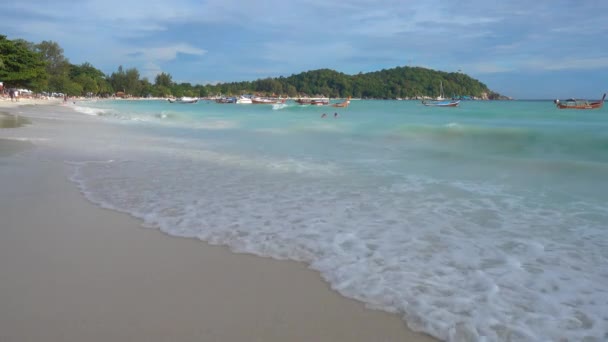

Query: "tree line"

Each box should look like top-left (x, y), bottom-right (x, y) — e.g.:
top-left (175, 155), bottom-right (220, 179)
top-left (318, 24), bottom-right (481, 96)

top-left (0, 35), bottom-right (501, 99)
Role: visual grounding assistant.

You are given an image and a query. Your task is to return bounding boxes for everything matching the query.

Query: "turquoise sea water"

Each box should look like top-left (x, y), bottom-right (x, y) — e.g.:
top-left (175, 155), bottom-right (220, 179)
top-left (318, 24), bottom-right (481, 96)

top-left (62, 99), bottom-right (608, 341)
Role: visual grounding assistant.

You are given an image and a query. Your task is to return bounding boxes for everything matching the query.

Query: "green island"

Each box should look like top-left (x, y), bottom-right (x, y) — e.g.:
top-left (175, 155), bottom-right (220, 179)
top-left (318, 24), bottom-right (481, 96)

top-left (1, 35), bottom-right (504, 100)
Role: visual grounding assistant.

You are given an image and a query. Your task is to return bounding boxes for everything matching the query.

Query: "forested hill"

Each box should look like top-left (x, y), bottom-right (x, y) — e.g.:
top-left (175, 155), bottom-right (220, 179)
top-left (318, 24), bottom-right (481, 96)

top-left (1, 35), bottom-right (501, 99)
top-left (209, 66), bottom-right (501, 99)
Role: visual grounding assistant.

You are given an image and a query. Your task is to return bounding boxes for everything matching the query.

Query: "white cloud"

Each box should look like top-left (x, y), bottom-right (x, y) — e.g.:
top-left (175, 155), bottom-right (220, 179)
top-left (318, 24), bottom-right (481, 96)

top-left (141, 62), bottom-right (163, 81)
top-left (127, 44), bottom-right (207, 62)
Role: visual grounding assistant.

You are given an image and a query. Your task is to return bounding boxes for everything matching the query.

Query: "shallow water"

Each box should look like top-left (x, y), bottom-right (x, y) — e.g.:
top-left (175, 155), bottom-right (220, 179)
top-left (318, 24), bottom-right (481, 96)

top-left (38, 100), bottom-right (608, 341)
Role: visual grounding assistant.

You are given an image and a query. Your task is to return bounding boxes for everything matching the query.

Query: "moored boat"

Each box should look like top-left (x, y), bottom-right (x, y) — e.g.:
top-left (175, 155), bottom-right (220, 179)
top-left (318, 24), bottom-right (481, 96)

top-left (554, 93), bottom-right (606, 109)
top-left (251, 97), bottom-right (286, 104)
top-left (168, 96), bottom-right (199, 104)
top-left (236, 96), bottom-right (252, 104)
top-left (331, 97), bottom-right (351, 108)
top-left (421, 81), bottom-right (459, 107)
top-left (215, 97), bottom-right (237, 104)
top-left (422, 99), bottom-right (460, 107)
top-left (294, 97), bottom-right (329, 106)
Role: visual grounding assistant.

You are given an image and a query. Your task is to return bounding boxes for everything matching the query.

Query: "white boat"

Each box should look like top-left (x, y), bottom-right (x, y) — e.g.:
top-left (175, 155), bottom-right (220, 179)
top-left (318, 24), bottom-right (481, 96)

top-left (168, 96), bottom-right (199, 104)
top-left (236, 96), bottom-right (252, 104)
top-left (251, 97), bottom-right (286, 104)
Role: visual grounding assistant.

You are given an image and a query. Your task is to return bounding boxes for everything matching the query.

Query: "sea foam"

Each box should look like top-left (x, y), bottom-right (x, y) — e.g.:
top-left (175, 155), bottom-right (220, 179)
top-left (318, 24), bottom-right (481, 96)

top-left (57, 99), bottom-right (608, 341)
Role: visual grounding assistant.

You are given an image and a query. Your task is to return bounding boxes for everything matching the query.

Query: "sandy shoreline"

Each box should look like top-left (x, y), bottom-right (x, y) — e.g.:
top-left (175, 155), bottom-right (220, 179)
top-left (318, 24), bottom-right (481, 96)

top-left (0, 101), bottom-right (436, 341)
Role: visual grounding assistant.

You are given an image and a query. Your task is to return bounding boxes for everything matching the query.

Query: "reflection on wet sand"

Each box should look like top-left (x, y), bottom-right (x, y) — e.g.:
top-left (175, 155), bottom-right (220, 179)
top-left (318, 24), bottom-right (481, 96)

top-left (0, 112), bottom-right (30, 128)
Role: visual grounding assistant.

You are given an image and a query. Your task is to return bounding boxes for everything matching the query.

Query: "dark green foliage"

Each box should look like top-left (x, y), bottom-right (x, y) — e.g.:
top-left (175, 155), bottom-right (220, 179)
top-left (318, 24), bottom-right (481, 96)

top-left (154, 72), bottom-right (173, 88)
top-left (1, 35), bottom-right (499, 98)
top-left (0, 35), bottom-right (48, 91)
top-left (205, 66), bottom-right (494, 98)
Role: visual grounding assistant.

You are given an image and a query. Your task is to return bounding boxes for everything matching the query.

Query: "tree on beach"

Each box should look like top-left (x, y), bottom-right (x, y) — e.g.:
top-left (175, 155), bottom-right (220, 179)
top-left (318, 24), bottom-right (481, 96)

top-left (36, 41), bottom-right (68, 74)
top-left (152, 72), bottom-right (174, 97)
top-left (109, 65), bottom-right (127, 95)
top-left (0, 35), bottom-right (47, 91)
top-left (70, 62), bottom-right (107, 96)
top-left (124, 68), bottom-right (142, 96)
top-left (35, 40), bottom-right (71, 93)
top-left (140, 78), bottom-right (154, 97)
top-left (108, 66), bottom-right (142, 96)
top-left (155, 72), bottom-right (173, 88)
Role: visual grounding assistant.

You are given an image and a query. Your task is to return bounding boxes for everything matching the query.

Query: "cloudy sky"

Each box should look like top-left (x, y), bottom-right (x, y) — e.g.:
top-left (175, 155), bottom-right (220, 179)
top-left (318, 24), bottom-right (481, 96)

top-left (1, 0), bottom-right (607, 99)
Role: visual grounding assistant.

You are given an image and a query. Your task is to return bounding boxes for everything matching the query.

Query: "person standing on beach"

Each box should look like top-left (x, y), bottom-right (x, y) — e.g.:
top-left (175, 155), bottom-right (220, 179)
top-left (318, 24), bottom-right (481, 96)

top-left (9, 88), bottom-right (15, 102)
top-left (14, 89), bottom-right (19, 101)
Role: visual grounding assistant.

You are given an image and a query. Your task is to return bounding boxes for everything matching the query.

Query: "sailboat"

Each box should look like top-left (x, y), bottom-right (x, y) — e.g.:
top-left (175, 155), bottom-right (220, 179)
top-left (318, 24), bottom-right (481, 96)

top-left (422, 81), bottom-right (460, 107)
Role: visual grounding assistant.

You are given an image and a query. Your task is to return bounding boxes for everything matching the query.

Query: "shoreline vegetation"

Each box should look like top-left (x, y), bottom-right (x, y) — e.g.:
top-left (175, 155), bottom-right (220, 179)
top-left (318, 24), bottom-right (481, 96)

top-left (1, 35), bottom-right (508, 103)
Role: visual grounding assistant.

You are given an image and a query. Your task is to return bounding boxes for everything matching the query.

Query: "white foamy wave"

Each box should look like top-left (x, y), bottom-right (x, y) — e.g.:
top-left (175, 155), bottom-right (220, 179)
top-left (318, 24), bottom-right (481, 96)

top-left (67, 155), bottom-right (608, 342)
top-left (72, 106), bottom-right (141, 122)
top-left (72, 105), bottom-right (109, 116)
top-left (52, 99), bottom-right (608, 342)
top-left (151, 146), bottom-right (340, 176)
top-left (72, 103), bottom-right (180, 124)
top-left (272, 103), bottom-right (289, 110)
top-left (156, 111), bottom-right (171, 119)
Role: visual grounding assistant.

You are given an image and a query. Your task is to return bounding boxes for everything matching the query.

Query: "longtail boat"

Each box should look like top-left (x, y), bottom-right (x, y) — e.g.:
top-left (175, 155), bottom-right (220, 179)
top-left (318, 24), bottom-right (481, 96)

top-left (295, 97), bottom-right (329, 106)
top-left (555, 93), bottom-right (606, 109)
top-left (331, 97), bottom-right (351, 108)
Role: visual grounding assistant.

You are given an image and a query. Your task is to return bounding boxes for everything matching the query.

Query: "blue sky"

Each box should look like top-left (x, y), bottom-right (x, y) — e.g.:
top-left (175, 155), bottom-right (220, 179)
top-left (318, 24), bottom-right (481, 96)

top-left (1, 0), bottom-right (607, 99)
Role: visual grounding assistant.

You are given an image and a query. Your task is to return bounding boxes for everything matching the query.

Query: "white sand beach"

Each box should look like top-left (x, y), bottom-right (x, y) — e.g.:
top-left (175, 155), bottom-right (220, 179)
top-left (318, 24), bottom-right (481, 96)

top-left (0, 101), bottom-right (436, 341)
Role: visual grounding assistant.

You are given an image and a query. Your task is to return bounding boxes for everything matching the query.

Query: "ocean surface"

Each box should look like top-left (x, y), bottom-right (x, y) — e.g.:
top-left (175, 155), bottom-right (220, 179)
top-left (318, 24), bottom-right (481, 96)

top-left (33, 99), bottom-right (608, 340)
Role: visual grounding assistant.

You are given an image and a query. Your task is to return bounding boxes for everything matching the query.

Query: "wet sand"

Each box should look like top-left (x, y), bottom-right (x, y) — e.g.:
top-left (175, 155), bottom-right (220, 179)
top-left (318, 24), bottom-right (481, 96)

top-left (0, 112), bottom-right (30, 128)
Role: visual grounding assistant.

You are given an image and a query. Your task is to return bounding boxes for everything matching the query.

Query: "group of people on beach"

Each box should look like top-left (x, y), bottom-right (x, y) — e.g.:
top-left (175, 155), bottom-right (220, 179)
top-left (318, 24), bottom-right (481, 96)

top-left (0, 82), bottom-right (20, 102)
top-left (321, 112), bottom-right (339, 118)
top-left (1, 87), bottom-right (20, 102)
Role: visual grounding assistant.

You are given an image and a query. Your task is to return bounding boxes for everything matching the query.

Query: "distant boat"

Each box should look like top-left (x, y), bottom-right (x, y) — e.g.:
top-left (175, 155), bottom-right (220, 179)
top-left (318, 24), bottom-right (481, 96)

top-left (252, 97), bottom-right (286, 104)
top-left (422, 99), bottom-right (460, 107)
top-left (554, 93), bottom-right (606, 109)
top-left (331, 97), bottom-right (351, 108)
top-left (215, 97), bottom-right (237, 104)
top-left (236, 96), bottom-right (252, 104)
top-left (168, 96), bottom-right (198, 104)
top-left (421, 81), bottom-right (460, 107)
top-left (295, 97), bottom-right (329, 106)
